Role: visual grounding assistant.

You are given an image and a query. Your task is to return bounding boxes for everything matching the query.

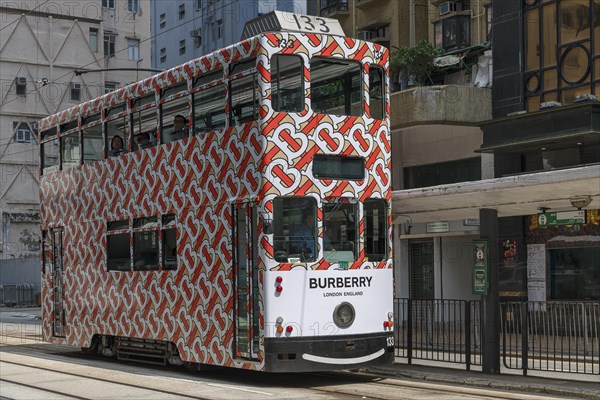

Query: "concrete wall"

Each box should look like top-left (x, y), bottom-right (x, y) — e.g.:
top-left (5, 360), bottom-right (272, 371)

top-left (390, 86), bottom-right (492, 129)
top-left (439, 235), bottom-right (479, 301)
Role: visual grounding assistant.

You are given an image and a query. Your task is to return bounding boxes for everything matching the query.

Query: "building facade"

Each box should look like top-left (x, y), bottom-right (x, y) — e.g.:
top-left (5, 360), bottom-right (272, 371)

top-left (151, 0), bottom-right (312, 70)
top-left (480, 0), bottom-right (600, 301)
top-left (0, 1), bottom-right (151, 288)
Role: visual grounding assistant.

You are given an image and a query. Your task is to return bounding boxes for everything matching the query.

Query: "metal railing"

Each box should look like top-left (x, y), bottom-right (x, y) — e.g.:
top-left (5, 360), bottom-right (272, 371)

top-left (500, 301), bottom-right (600, 375)
top-left (0, 283), bottom-right (35, 307)
top-left (394, 298), bottom-right (482, 369)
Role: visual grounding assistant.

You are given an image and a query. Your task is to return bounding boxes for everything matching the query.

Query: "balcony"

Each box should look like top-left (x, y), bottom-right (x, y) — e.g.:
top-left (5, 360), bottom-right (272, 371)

top-left (320, 0), bottom-right (350, 17)
top-left (390, 85), bottom-right (492, 128)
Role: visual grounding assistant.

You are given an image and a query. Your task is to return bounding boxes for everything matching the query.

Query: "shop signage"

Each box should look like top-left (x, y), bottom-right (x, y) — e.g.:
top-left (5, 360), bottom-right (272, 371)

top-left (463, 218), bottom-right (480, 226)
top-left (426, 221), bottom-right (449, 233)
top-left (537, 210), bottom-right (586, 227)
top-left (472, 239), bottom-right (488, 295)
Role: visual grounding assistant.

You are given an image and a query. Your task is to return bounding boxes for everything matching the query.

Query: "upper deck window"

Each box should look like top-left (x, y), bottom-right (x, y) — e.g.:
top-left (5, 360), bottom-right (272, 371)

top-left (61, 131), bottom-right (80, 169)
top-left (131, 94), bottom-right (158, 150)
top-left (105, 104), bottom-right (128, 156)
top-left (41, 130), bottom-right (59, 174)
top-left (271, 55), bottom-right (304, 112)
top-left (230, 59), bottom-right (257, 125)
top-left (82, 124), bottom-right (103, 164)
top-left (161, 82), bottom-right (189, 144)
top-left (311, 57), bottom-right (362, 116)
top-left (273, 197), bottom-right (317, 263)
top-left (193, 71), bottom-right (226, 133)
top-left (369, 66), bottom-right (385, 120)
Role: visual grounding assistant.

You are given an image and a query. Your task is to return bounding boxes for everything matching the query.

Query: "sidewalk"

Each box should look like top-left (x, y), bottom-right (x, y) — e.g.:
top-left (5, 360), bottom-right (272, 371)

top-left (367, 361), bottom-right (600, 400)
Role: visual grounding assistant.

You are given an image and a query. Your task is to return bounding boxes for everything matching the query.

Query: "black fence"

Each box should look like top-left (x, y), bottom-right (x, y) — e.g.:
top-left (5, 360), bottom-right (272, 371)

top-left (394, 298), bottom-right (482, 370)
top-left (394, 298), bottom-right (600, 375)
top-left (500, 301), bottom-right (599, 375)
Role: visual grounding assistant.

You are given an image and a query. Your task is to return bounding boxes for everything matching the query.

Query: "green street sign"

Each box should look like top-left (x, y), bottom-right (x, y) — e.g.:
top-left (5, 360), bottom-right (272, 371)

top-left (472, 239), bottom-right (488, 295)
top-left (537, 211), bottom-right (586, 227)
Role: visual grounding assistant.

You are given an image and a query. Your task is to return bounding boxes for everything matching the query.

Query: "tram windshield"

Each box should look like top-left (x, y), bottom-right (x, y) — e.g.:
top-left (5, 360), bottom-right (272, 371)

top-left (273, 197), bottom-right (317, 262)
top-left (323, 199), bottom-right (358, 263)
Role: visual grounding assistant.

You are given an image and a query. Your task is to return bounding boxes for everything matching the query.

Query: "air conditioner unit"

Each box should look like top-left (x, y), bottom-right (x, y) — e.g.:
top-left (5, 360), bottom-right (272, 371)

top-left (439, 1), bottom-right (458, 16)
top-left (190, 28), bottom-right (201, 37)
top-left (16, 77), bottom-right (27, 85)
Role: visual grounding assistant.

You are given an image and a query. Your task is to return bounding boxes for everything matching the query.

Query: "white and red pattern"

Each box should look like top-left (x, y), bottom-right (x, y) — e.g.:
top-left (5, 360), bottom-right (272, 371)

top-left (40, 33), bottom-right (391, 370)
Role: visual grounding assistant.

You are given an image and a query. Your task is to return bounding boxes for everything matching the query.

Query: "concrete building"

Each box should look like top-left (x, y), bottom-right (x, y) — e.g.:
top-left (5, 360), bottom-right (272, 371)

top-left (151, 0), bottom-right (313, 70)
top-left (319, 0), bottom-right (493, 302)
top-left (0, 1), bottom-right (151, 293)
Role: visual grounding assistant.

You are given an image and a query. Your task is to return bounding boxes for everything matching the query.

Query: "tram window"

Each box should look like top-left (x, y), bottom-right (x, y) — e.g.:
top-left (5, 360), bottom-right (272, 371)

top-left (133, 217), bottom-right (159, 271)
top-left (107, 219), bottom-right (131, 271)
top-left (105, 104), bottom-right (125, 118)
top-left (313, 155), bottom-right (365, 180)
top-left (193, 83), bottom-right (226, 133)
top-left (82, 124), bottom-right (103, 164)
top-left (82, 113), bottom-right (101, 126)
top-left (162, 214), bottom-right (177, 271)
top-left (323, 199), bottom-right (358, 263)
top-left (161, 96), bottom-right (189, 144)
top-left (42, 230), bottom-right (53, 274)
top-left (132, 98), bottom-right (158, 151)
top-left (61, 132), bottom-right (80, 169)
top-left (311, 57), bottom-right (362, 116)
top-left (273, 197), bottom-right (317, 262)
top-left (41, 128), bottom-right (56, 141)
top-left (230, 59), bottom-right (257, 125)
top-left (364, 199), bottom-right (388, 261)
top-left (369, 66), bottom-right (385, 120)
top-left (271, 55), bottom-right (304, 112)
top-left (106, 117), bottom-right (128, 157)
top-left (42, 139), bottom-right (59, 173)
top-left (107, 233), bottom-right (131, 271)
top-left (60, 120), bottom-right (78, 133)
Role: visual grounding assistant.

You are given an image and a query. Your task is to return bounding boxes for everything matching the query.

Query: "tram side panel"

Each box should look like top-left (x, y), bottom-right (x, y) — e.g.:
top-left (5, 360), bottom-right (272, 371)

top-left (40, 122), bottom-right (265, 370)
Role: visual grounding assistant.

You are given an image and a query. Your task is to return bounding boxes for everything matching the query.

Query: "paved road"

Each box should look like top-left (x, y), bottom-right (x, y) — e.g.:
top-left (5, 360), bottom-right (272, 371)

top-left (0, 336), bottom-right (580, 399)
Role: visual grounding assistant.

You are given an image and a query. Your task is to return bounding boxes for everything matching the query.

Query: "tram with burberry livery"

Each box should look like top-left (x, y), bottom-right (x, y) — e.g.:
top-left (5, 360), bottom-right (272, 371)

top-left (39, 12), bottom-right (394, 372)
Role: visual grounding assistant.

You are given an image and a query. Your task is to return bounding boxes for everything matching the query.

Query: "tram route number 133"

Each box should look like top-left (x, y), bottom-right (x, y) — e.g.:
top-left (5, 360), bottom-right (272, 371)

top-left (291, 14), bottom-right (331, 33)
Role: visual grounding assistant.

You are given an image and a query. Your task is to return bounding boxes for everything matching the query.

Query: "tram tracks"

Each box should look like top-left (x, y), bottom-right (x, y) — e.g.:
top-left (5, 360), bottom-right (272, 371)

top-left (0, 335), bottom-right (581, 400)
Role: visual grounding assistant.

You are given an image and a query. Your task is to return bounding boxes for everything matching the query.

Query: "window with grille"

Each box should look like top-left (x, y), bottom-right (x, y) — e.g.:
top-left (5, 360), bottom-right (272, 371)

top-left (179, 39), bottom-right (186, 55)
top-left (127, 38), bottom-right (140, 60)
top-left (104, 34), bottom-right (116, 57)
top-left (178, 3), bottom-right (185, 20)
top-left (160, 13), bottom-right (166, 29)
top-left (127, 0), bottom-right (138, 13)
top-left (89, 28), bottom-right (98, 52)
top-left (15, 77), bottom-right (26, 95)
top-left (102, 0), bottom-right (115, 9)
top-left (70, 83), bottom-right (81, 101)
top-left (160, 47), bottom-right (167, 64)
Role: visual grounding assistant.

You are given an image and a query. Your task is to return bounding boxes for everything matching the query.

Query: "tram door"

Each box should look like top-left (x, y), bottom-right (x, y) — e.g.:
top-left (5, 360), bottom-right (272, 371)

top-left (233, 203), bottom-right (260, 359)
top-left (52, 229), bottom-right (66, 337)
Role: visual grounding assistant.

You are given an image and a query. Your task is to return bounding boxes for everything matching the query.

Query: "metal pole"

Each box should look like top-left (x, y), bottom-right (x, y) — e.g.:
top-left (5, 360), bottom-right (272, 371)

top-left (480, 208), bottom-right (500, 374)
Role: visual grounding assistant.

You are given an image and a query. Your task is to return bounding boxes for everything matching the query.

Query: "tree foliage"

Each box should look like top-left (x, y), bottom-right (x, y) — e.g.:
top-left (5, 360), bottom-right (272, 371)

top-left (391, 40), bottom-right (444, 86)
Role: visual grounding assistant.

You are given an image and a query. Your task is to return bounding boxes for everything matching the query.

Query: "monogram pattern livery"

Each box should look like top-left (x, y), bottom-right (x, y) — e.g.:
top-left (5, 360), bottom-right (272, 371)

top-left (40, 32), bottom-right (391, 371)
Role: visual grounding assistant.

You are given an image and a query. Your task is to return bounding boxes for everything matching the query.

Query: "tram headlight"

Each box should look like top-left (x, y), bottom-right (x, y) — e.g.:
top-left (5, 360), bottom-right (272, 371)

top-left (333, 302), bottom-right (355, 329)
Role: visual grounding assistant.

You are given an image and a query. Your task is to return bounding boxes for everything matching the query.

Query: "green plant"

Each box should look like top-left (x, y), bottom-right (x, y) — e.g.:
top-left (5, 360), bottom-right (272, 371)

top-left (391, 40), bottom-right (444, 86)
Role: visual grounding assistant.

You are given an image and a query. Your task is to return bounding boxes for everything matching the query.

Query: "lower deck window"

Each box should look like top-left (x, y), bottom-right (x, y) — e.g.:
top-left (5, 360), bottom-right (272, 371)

top-left (273, 197), bottom-right (317, 262)
top-left (107, 232), bottom-right (131, 271)
top-left (133, 217), bottom-right (159, 271)
top-left (313, 155), bottom-right (365, 180)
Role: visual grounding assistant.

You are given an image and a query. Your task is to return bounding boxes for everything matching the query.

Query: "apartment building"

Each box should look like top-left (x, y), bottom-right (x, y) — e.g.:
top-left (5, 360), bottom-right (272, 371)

top-left (0, 1), bottom-right (151, 285)
top-left (151, 0), bottom-right (314, 69)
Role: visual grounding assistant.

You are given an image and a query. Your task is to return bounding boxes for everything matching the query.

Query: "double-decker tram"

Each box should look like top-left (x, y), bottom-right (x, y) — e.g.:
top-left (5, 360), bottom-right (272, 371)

top-left (39, 12), bottom-right (393, 372)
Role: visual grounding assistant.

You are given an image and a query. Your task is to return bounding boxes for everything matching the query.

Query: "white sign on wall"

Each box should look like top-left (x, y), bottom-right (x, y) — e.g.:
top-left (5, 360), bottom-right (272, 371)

top-left (527, 244), bottom-right (546, 305)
